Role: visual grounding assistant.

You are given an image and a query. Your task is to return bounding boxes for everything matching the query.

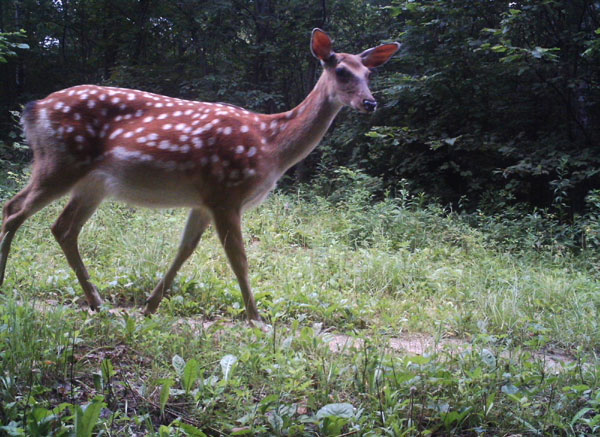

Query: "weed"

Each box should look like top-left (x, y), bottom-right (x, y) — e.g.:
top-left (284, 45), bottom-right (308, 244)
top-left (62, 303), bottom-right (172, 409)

top-left (0, 177), bottom-right (598, 435)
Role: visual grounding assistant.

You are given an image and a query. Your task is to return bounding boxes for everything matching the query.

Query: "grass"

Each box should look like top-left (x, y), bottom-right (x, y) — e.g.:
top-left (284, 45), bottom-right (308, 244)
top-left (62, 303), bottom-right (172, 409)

top-left (0, 182), bottom-right (599, 435)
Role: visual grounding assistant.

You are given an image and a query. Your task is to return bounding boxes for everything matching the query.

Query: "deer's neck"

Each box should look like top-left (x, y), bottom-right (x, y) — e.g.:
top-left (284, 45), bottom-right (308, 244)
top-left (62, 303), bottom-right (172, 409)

top-left (266, 73), bottom-right (342, 174)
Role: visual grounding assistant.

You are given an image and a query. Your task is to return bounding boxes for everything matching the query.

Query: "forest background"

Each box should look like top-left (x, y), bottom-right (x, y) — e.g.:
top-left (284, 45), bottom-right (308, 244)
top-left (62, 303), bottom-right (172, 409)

top-left (1, 0), bottom-right (600, 246)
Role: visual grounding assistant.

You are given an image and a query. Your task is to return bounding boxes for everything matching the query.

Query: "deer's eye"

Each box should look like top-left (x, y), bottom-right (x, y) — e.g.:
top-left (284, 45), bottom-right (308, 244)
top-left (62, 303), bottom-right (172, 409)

top-left (335, 67), bottom-right (352, 81)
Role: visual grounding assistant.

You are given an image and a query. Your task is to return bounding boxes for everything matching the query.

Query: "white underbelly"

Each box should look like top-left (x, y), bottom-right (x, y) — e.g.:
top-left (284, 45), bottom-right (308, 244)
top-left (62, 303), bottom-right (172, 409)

top-left (81, 168), bottom-right (204, 208)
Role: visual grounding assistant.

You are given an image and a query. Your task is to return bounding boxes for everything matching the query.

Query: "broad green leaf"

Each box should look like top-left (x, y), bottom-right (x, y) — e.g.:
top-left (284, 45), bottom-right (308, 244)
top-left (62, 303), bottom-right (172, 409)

top-left (501, 383), bottom-right (519, 395)
top-left (75, 396), bottom-right (105, 437)
top-left (101, 358), bottom-right (115, 380)
top-left (176, 422), bottom-right (208, 436)
top-left (220, 354), bottom-right (238, 381)
top-left (158, 378), bottom-right (174, 414)
top-left (172, 354), bottom-right (186, 377)
top-left (480, 349), bottom-right (496, 368)
top-left (0, 421), bottom-right (25, 436)
top-left (182, 358), bottom-right (199, 394)
top-left (316, 403), bottom-right (355, 419)
top-left (570, 407), bottom-right (592, 426)
top-left (267, 412), bottom-right (283, 433)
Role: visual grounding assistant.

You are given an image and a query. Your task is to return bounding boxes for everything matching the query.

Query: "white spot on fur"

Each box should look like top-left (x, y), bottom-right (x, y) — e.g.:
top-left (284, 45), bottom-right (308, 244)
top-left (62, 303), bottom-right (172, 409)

top-left (112, 146), bottom-right (142, 160)
top-left (162, 123), bottom-right (173, 130)
top-left (247, 146), bottom-right (257, 157)
top-left (223, 126), bottom-right (232, 135)
top-left (108, 128), bottom-right (123, 140)
top-left (87, 100), bottom-right (96, 108)
top-left (235, 145), bottom-right (245, 154)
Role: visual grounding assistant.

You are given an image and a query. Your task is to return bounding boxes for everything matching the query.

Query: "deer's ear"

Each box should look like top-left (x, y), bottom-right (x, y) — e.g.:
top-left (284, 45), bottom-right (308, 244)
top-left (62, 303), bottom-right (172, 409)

top-left (311, 28), bottom-right (334, 63)
top-left (360, 43), bottom-right (401, 68)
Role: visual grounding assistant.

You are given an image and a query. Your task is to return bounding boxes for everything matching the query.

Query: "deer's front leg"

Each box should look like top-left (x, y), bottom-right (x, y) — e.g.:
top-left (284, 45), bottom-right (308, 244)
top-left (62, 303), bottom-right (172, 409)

top-left (144, 208), bottom-right (211, 316)
top-left (212, 208), bottom-right (260, 321)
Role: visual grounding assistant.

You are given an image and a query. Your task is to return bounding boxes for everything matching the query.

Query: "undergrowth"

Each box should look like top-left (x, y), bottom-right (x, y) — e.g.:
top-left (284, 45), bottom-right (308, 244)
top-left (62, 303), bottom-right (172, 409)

top-left (0, 169), bottom-right (599, 435)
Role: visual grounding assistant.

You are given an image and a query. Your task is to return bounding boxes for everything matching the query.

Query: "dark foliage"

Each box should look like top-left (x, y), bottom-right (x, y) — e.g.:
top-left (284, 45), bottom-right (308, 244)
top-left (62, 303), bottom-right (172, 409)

top-left (1, 0), bottom-right (599, 218)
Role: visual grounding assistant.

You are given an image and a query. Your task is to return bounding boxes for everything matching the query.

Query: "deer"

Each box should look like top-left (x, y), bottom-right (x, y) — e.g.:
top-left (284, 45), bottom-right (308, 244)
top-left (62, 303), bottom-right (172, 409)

top-left (0, 29), bottom-right (400, 321)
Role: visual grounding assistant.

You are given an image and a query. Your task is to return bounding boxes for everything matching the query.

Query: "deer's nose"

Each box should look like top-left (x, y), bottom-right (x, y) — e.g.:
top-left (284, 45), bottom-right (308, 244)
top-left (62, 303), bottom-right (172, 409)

top-left (363, 99), bottom-right (377, 112)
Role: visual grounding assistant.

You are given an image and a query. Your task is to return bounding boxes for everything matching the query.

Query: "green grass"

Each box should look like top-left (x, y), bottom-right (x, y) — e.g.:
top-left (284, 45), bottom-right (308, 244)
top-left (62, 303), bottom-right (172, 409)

top-left (1, 187), bottom-right (599, 435)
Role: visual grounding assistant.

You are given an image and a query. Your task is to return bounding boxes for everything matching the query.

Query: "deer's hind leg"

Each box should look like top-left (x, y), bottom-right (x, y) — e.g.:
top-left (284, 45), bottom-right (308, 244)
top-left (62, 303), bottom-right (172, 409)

top-left (1, 178), bottom-right (72, 286)
top-left (51, 183), bottom-right (106, 309)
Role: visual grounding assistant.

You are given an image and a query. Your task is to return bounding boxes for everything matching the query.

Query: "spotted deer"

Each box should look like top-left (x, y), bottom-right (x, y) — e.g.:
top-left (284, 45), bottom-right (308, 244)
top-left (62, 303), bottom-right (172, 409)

top-left (0, 29), bottom-right (400, 321)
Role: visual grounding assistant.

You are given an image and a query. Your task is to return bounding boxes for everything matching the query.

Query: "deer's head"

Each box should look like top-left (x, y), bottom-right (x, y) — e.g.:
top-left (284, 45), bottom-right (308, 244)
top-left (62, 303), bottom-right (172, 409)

top-left (310, 29), bottom-right (400, 113)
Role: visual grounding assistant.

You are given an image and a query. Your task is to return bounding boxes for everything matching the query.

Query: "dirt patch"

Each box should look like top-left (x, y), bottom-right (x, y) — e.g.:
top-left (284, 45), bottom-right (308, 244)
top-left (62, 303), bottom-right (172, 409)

top-left (326, 332), bottom-right (573, 370)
